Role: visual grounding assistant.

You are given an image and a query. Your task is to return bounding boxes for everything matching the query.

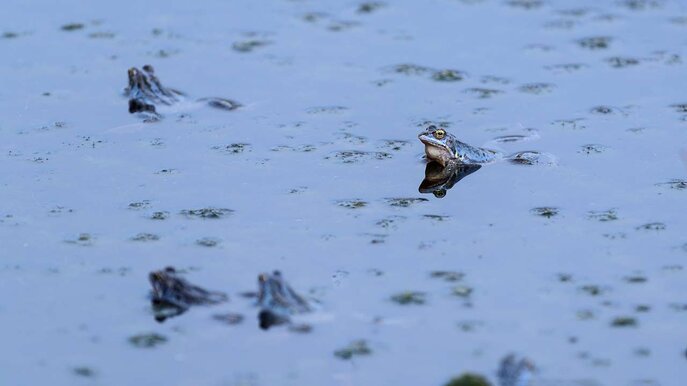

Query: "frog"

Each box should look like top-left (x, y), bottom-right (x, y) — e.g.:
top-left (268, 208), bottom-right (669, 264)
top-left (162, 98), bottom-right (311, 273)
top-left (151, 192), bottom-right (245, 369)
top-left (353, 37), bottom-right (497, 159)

top-left (418, 125), bottom-right (556, 167)
top-left (418, 125), bottom-right (500, 166)
top-left (418, 161), bottom-right (481, 198)
top-left (124, 65), bottom-right (241, 121)
top-left (148, 266), bottom-right (228, 322)
top-left (256, 271), bottom-right (311, 330)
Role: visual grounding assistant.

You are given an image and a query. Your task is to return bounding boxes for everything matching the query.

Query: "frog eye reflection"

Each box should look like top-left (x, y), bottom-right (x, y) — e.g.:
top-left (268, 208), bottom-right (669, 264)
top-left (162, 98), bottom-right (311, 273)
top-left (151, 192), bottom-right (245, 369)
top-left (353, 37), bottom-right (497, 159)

top-left (433, 129), bottom-right (446, 140)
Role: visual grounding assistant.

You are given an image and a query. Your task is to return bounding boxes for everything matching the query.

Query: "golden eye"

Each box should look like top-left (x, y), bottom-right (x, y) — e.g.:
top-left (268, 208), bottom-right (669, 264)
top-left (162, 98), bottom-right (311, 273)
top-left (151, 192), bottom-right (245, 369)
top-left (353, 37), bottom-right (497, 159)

top-left (434, 129), bottom-right (446, 140)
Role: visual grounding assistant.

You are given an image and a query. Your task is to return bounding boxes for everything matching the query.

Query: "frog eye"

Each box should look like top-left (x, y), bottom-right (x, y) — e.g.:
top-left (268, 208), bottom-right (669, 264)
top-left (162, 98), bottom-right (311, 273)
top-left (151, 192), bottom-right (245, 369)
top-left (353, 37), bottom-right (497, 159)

top-left (434, 129), bottom-right (446, 140)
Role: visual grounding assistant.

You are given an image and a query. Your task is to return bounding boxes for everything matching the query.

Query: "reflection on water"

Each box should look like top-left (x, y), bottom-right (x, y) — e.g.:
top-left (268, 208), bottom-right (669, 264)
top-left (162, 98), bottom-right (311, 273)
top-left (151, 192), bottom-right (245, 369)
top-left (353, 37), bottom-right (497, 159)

top-left (418, 161), bottom-right (481, 198)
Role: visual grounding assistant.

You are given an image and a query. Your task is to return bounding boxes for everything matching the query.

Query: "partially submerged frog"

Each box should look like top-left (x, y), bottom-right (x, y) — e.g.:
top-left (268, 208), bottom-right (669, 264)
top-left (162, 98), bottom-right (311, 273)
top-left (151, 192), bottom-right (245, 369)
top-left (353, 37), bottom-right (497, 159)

top-left (124, 65), bottom-right (241, 121)
top-left (418, 125), bottom-right (555, 167)
top-left (418, 161), bottom-right (481, 198)
top-left (256, 271), bottom-right (311, 330)
top-left (418, 125), bottom-right (499, 166)
top-left (149, 267), bottom-right (228, 322)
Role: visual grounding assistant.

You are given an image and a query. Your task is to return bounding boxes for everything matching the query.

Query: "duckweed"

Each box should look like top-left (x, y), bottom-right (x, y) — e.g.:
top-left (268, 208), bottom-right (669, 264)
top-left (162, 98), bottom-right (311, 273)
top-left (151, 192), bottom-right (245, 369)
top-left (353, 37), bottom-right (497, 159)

top-left (391, 291), bottom-right (426, 305)
top-left (531, 207), bottom-right (559, 218)
top-left (128, 333), bottom-right (168, 348)
top-left (180, 208), bottom-right (234, 219)
top-left (611, 317), bottom-right (638, 327)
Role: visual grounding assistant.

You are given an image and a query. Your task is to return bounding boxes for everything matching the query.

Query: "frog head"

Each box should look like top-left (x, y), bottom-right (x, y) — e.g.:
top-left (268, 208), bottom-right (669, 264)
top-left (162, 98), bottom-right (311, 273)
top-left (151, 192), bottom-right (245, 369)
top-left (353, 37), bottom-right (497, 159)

top-left (418, 125), bottom-right (460, 166)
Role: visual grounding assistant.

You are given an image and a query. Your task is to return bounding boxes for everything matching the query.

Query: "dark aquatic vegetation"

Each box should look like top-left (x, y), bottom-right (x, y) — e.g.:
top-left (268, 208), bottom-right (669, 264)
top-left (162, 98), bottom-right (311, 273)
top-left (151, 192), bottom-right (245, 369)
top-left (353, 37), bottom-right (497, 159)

top-left (179, 207), bottom-right (234, 219)
top-left (334, 340), bottom-right (372, 360)
top-left (619, 0), bottom-right (664, 10)
top-left (212, 143), bottom-right (252, 154)
top-left (61, 23), bottom-right (85, 31)
top-left (432, 69), bottom-right (466, 82)
top-left (212, 313), bottom-right (244, 325)
top-left (325, 150), bottom-right (392, 163)
top-left (256, 271), bottom-right (311, 330)
top-left (579, 144), bottom-right (608, 154)
top-left (390, 291), bottom-right (426, 305)
top-left (636, 222), bottom-right (666, 231)
top-left (72, 367), bottom-right (96, 378)
top-left (430, 271), bottom-right (465, 282)
top-left (232, 40), bottom-right (271, 53)
top-left (506, 0), bottom-right (544, 10)
top-left (544, 63), bottom-right (588, 73)
top-left (388, 63), bottom-right (433, 76)
top-left (357, 2), bottom-right (385, 14)
top-left (464, 87), bottom-right (503, 99)
top-left (335, 199), bottom-right (368, 209)
top-left (579, 284), bottom-right (607, 296)
top-left (124, 65), bottom-right (240, 121)
top-left (517, 82), bottom-right (554, 95)
top-left (656, 179), bottom-right (687, 190)
top-left (385, 197), bottom-right (428, 207)
top-left (611, 316), bottom-right (638, 327)
top-left (148, 267), bottom-right (228, 322)
top-left (590, 105), bottom-right (616, 114)
top-left (577, 36), bottom-right (612, 50)
top-left (587, 209), bottom-right (618, 222)
top-left (530, 207), bottom-right (559, 218)
top-left (419, 161), bottom-right (481, 198)
top-left (196, 237), bottom-right (220, 247)
top-left (606, 56), bottom-right (641, 68)
top-left (130, 232), bottom-right (160, 242)
top-left (128, 333), bottom-right (168, 348)
top-left (149, 211), bottom-right (169, 220)
top-left (497, 354), bottom-right (536, 386)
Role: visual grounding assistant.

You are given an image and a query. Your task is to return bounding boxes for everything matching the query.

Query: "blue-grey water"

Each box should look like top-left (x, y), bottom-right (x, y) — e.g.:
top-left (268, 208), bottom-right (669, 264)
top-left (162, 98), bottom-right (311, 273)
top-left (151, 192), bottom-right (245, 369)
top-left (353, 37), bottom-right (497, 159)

top-left (1, 0), bottom-right (686, 385)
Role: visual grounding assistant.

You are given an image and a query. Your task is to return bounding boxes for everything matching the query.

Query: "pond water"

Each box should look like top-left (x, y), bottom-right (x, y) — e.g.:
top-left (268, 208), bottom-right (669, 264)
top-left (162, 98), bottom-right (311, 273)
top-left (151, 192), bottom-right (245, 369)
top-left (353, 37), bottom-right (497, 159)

top-left (1, 0), bottom-right (686, 385)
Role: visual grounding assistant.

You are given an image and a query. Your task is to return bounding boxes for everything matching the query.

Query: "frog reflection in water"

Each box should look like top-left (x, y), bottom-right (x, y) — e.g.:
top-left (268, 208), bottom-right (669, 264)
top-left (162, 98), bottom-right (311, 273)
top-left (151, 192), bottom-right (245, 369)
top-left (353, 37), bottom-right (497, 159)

top-left (149, 267), bottom-right (228, 322)
top-left (419, 161), bottom-right (481, 198)
top-left (124, 65), bottom-right (241, 121)
top-left (497, 354), bottom-right (535, 386)
top-left (418, 125), bottom-right (499, 166)
top-left (256, 271), bottom-right (311, 330)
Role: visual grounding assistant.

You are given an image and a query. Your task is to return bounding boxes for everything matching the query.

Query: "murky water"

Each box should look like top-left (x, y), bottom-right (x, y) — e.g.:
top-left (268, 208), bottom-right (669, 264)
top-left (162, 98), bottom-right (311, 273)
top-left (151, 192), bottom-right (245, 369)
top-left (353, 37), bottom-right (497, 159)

top-left (1, 0), bottom-right (686, 385)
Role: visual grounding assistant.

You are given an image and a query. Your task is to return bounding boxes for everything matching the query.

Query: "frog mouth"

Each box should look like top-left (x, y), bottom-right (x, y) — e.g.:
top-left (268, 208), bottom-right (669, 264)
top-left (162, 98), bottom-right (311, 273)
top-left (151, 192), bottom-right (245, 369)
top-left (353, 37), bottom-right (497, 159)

top-left (419, 136), bottom-right (453, 157)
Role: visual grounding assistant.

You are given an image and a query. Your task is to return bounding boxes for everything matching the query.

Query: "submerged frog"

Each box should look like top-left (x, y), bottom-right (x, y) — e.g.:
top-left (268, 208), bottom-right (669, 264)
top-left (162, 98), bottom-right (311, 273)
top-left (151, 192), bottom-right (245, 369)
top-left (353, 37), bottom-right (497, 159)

top-left (149, 266), bottom-right (228, 322)
top-left (124, 65), bottom-right (241, 121)
top-left (418, 125), bottom-right (555, 167)
top-left (256, 271), bottom-right (311, 330)
top-left (418, 161), bottom-right (481, 198)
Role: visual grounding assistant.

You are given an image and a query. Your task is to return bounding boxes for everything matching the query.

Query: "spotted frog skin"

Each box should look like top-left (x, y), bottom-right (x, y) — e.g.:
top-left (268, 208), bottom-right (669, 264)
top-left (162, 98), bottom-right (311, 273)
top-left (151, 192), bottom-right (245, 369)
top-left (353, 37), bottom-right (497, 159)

top-left (149, 267), bottom-right (228, 322)
top-left (256, 271), bottom-right (310, 329)
top-left (124, 65), bottom-right (241, 121)
top-left (418, 125), bottom-right (499, 166)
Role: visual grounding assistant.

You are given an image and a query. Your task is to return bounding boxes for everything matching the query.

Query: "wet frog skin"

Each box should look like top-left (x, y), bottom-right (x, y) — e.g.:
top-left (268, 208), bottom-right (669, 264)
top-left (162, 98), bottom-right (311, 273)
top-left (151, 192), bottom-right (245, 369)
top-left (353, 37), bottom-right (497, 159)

top-left (256, 271), bottom-right (311, 329)
top-left (149, 267), bottom-right (228, 322)
top-left (418, 125), bottom-right (555, 167)
top-left (418, 125), bottom-right (499, 166)
top-left (124, 64), bottom-right (241, 121)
